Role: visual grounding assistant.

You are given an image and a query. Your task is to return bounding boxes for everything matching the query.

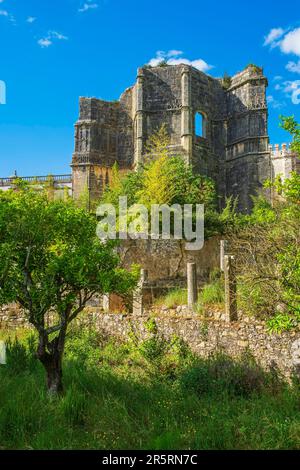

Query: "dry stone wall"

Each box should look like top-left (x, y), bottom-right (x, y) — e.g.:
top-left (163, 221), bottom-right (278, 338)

top-left (1, 304), bottom-right (300, 379)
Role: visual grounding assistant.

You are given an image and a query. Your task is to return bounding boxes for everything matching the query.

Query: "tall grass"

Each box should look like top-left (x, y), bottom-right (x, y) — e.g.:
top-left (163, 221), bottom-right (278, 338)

top-left (155, 289), bottom-right (187, 308)
top-left (155, 276), bottom-right (225, 312)
top-left (0, 328), bottom-right (299, 450)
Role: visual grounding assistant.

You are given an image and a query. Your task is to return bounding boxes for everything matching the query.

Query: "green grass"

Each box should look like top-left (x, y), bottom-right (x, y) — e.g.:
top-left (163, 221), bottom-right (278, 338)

top-left (155, 277), bottom-right (224, 312)
top-left (197, 278), bottom-right (224, 310)
top-left (155, 288), bottom-right (187, 308)
top-left (0, 327), bottom-right (299, 450)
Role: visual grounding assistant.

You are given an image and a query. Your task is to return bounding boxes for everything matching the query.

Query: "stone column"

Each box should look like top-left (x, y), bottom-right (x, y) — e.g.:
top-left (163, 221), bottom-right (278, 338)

top-left (224, 255), bottom-right (238, 322)
top-left (134, 68), bottom-right (145, 166)
top-left (187, 262), bottom-right (198, 307)
top-left (181, 66), bottom-right (192, 165)
top-left (133, 269), bottom-right (148, 316)
top-left (220, 240), bottom-right (229, 272)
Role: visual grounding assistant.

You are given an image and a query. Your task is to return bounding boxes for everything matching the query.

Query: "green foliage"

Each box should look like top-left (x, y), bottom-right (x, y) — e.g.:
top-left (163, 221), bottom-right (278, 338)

top-left (222, 73), bottom-right (232, 90)
top-left (157, 60), bottom-right (169, 67)
top-left (5, 335), bottom-right (37, 375)
top-left (180, 352), bottom-right (277, 398)
top-left (155, 288), bottom-right (187, 308)
top-left (237, 280), bottom-right (268, 318)
top-left (155, 275), bottom-right (225, 312)
top-left (230, 172), bottom-right (300, 330)
top-left (280, 115), bottom-right (300, 157)
top-left (267, 314), bottom-right (295, 334)
top-left (0, 188), bottom-right (137, 312)
top-left (246, 63), bottom-right (263, 73)
top-left (0, 329), bottom-right (299, 450)
top-left (0, 188), bottom-right (138, 391)
top-left (59, 386), bottom-right (88, 426)
top-left (144, 317), bottom-right (158, 334)
top-left (265, 171), bottom-right (300, 205)
top-left (197, 277), bottom-right (224, 308)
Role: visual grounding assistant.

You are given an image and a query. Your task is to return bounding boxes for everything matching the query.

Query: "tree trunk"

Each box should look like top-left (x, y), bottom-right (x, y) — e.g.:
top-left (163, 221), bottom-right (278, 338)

top-left (37, 336), bottom-right (64, 394)
top-left (44, 354), bottom-right (63, 394)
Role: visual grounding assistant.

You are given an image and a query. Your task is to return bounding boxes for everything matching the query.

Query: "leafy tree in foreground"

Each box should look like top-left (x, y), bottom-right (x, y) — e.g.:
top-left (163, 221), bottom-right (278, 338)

top-left (0, 188), bottom-right (138, 393)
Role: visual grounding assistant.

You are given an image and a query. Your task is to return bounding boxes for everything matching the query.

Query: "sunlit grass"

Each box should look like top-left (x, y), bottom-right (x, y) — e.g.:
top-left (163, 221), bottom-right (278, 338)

top-left (0, 328), bottom-right (299, 450)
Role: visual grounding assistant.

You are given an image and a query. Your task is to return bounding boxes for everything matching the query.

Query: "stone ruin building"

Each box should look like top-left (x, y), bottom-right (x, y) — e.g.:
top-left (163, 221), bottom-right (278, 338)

top-left (71, 63), bottom-right (299, 212)
top-left (1, 63), bottom-right (299, 304)
top-left (1, 63), bottom-right (299, 209)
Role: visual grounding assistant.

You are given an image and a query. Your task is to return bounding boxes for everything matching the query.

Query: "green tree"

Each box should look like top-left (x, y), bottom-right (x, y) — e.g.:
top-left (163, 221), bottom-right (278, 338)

top-left (280, 115), bottom-right (300, 156)
top-left (0, 188), bottom-right (138, 393)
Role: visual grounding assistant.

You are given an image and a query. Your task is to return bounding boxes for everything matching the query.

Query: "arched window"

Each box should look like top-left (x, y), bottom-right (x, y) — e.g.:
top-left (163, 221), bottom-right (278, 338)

top-left (195, 112), bottom-right (207, 138)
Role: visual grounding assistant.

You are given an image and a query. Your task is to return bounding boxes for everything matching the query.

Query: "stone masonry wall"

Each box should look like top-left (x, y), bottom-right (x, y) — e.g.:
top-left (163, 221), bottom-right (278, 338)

top-left (1, 304), bottom-right (300, 379)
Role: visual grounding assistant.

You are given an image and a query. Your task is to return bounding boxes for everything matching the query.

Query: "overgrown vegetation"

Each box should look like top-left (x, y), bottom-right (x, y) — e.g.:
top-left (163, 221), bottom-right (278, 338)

top-left (0, 328), bottom-right (299, 450)
top-left (230, 184), bottom-right (300, 330)
top-left (227, 114), bottom-right (300, 331)
top-left (155, 288), bottom-right (187, 308)
top-left (222, 73), bottom-right (232, 90)
top-left (197, 276), bottom-right (224, 310)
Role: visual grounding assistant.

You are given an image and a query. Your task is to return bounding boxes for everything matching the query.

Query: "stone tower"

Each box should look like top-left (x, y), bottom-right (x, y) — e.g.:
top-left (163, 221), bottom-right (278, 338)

top-left (72, 63), bottom-right (271, 211)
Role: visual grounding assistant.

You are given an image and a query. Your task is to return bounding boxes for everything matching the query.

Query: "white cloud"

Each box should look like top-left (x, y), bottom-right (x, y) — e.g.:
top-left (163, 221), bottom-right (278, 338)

top-left (283, 80), bottom-right (300, 104)
top-left (165, 50), bottom-right (183, 57)
top-left (37, 31), bottom-right (68, 48)
top-left (49, 31), bottom-right (68, 40)
top-left (286, 60), bottom-right (300, 74)
top-left (267, 95), bottom-right (285, 109)
top-left (264, 26), bottom-right (300, 57)
top-left (148, 50), bottom-right (213, 72)
top-left (0, 8), bottom-right (16, 24)
top-left (280, 28), bottom-right (300, 56)
top-left (27, 17), bottom-right (37, 24)
top-left (263, 27), bottom-right (285, 47)
top-left (78, 2), bottom-right (98, 12)
top-left (38, 38), bottom-right (52, 48)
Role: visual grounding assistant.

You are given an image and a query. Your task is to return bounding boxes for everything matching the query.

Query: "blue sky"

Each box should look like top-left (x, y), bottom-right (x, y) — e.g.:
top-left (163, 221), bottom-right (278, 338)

top-left (0, 0), bottom-right (300, 176)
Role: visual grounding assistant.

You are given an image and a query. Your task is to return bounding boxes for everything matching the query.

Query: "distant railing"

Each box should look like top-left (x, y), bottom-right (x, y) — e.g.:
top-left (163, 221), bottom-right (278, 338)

top-left (0, 174), bottom-right (72, 187)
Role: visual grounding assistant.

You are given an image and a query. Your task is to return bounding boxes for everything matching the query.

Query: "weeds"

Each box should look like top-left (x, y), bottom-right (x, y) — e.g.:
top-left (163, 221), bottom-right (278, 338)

top-left (0, 328), bottom-right (299, 450)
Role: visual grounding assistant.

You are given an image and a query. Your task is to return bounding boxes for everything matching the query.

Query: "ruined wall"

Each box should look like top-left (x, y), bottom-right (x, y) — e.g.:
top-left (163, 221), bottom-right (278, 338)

top-left (72, 94), bottom-right (134, 201)
top-left (225, 66), bottom-right (271, 211)
top-left (72, 63), bottom-right (272, 211)
top-left (1, 305), bottom-right (300, 379)
top-left (270, 143), bottom-right (300, 181)
top-left (88, 310), bottom-right (300, 379)
top-left (119, 237), bottom-right (220, 283)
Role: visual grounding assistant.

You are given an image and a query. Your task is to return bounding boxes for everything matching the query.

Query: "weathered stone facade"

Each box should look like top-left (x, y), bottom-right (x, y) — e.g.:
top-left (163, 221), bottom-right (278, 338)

top-left (1, 305), bottom-right (300, 379)
top-left (72, 63), bottom-right (280, 211)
